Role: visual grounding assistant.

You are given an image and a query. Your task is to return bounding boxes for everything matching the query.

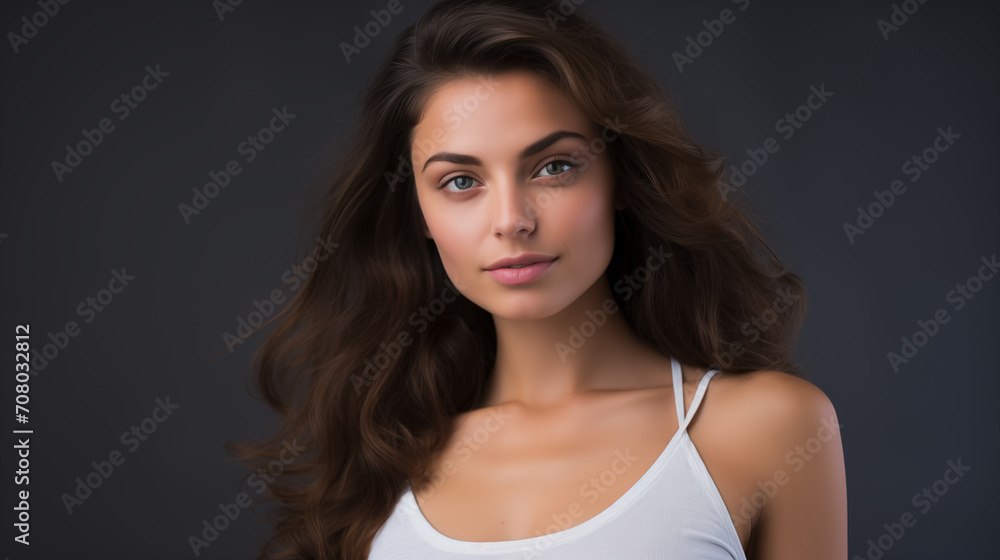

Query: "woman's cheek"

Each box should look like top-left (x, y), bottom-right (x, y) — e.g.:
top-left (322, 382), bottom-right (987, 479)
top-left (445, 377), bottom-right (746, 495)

top-left (428, 216), bottom-right (479, 292)
top-left (566, 188), bottom-right (613, 240)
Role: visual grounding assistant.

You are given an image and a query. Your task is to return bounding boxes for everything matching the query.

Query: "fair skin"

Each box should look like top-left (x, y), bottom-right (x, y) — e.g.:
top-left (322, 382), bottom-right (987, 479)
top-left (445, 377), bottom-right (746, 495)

top-left (409, 69), bottom-right (847, 559)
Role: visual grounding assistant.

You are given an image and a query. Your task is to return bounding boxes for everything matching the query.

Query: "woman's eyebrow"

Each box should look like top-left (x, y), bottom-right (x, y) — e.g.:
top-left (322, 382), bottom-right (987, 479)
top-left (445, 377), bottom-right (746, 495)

top-left (420, 130), bottom-right (587, 173)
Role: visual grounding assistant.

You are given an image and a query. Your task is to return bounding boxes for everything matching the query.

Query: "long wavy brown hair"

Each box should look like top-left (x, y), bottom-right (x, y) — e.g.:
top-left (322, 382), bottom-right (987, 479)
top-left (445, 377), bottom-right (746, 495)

top-left (227, 0), bottom-right (807, 558)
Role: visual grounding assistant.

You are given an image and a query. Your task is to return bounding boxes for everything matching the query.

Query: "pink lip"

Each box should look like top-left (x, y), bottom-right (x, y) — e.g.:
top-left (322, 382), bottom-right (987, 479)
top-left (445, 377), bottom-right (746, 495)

top-left (485, 253), bottom-right (557, 270)
top-left (485, 257), bottom-right (557, 285)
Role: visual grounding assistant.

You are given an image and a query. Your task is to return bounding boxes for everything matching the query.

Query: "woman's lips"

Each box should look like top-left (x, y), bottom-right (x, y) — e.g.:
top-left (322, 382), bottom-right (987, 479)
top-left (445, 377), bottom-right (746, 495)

top-left (485, 257), bottom-right (557, 285)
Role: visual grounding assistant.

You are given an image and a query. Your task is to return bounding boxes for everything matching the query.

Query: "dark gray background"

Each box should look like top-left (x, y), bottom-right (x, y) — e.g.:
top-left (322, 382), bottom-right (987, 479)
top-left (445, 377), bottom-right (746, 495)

top-left (1, 0), bottom-right (997, 558)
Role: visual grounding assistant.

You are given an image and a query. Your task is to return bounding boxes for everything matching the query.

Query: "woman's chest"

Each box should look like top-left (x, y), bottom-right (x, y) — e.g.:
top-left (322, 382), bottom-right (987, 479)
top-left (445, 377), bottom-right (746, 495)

top-left (409, 397), bottom-right (758, 550)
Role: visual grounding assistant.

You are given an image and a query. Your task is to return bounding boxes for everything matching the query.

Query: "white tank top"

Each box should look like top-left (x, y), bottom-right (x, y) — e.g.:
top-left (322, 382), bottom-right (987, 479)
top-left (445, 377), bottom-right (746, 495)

top-left (368, 356), bottom-right (747, 559)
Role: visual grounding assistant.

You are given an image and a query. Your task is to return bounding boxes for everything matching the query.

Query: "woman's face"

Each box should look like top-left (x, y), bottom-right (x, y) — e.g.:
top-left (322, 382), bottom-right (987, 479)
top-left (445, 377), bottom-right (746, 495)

top-left (411, 69), bottom-right (621, 320)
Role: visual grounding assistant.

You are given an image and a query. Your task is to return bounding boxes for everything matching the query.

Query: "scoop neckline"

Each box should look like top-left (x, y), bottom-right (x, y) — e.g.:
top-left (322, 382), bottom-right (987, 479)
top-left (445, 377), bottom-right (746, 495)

top-left (401, 356), bottom-right (692, 553)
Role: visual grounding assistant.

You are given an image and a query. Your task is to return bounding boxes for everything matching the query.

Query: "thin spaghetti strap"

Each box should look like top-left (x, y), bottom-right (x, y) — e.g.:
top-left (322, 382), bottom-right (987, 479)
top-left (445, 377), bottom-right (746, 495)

top-left (671, 356), bottom-right (686, 426)
top-left (678, 368), bottom-right (719, 433)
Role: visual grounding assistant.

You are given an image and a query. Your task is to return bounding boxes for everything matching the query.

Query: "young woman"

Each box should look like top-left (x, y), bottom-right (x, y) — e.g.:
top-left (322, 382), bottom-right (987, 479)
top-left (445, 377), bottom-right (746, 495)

top-left (229, 0), bottom-right (848, 558)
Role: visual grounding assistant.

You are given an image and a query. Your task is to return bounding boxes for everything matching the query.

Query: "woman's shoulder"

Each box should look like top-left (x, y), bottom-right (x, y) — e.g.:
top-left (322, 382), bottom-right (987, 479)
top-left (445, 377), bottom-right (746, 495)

top-left (710, 368), bottom-right (836, 419)
top-left (699, 367), bottom-right (842, 474)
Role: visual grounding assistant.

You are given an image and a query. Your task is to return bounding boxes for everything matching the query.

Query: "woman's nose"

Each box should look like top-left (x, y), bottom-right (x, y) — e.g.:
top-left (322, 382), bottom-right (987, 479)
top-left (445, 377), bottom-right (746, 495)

top-left (491, 177), bottom-right (537, 238)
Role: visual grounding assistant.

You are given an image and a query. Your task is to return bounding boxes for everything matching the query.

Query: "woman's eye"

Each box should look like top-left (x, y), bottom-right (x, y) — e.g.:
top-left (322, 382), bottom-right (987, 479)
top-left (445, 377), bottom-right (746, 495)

top-left (536, 160), bottom-right (576, 177)
top-left (438, 160), bottom-right (577, 193)
top-left (440, 175), bottom-right (479, 192)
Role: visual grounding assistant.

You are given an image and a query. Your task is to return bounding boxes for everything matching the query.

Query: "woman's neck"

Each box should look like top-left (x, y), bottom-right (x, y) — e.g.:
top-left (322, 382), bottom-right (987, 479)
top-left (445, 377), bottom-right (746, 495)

top-left (482, 278), bottom-right (669, 410)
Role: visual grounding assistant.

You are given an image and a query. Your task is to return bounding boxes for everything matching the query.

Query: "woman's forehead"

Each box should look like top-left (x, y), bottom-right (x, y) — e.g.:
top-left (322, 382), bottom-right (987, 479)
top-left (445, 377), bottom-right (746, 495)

top-left (411, 71), bottom-right (595, 158)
